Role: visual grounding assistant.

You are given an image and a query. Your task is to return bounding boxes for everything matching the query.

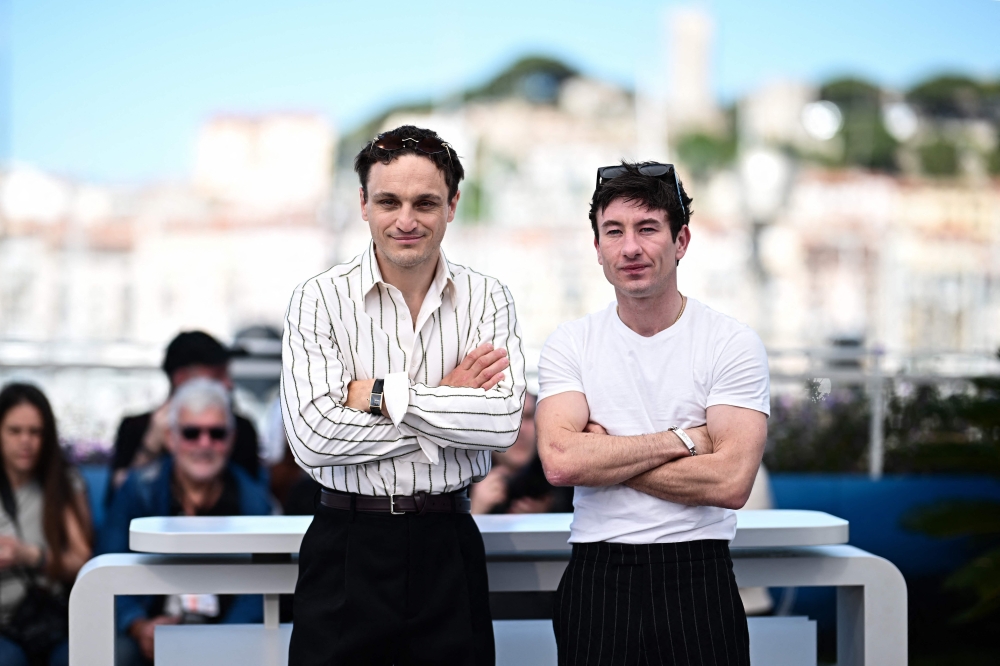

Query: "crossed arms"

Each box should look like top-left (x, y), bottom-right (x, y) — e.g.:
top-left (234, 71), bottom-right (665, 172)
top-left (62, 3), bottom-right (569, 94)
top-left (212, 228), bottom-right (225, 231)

top-left (281, 278), bottom-right (526, 468)
top-left (536, 390), bottom-right (767, 510)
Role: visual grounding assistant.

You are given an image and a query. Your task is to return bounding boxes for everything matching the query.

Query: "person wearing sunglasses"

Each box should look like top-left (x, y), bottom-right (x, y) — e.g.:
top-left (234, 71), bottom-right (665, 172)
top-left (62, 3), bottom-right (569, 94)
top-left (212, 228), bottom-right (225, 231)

top-left (536, 161), bottom-right (769, 665)
top-left (99, 378), bottom-right (273, 666)
top-left (281, 125), bottom-right (526, 666)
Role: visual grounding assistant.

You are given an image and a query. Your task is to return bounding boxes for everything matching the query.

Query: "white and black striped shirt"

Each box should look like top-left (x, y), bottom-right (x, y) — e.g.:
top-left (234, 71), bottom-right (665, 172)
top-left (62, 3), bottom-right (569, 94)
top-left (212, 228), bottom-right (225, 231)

top-left (280, 242), bottom-right (527, 496)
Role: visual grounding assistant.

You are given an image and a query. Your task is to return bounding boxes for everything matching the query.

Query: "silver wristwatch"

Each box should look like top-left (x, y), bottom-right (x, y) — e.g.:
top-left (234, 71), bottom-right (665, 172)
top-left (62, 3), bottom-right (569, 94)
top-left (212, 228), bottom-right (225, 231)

top-left (668, 426), bottom-right (697, 456)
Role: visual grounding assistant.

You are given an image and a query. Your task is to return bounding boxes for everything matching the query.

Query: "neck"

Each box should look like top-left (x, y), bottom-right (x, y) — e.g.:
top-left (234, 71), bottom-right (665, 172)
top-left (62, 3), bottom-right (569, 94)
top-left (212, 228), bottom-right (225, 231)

top-left (375, 248), bottom-right (439, 326)
top-left (615, 284), bottom-right (684, 337)
top-left (173, 471), bottom-right (222, 515)
top-left (4, 467), bottom-right (32, 491)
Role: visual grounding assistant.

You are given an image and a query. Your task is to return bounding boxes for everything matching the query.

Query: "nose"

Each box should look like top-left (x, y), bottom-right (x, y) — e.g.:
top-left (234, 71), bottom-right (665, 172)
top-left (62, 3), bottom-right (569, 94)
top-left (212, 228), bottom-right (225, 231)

top-left (621, 228), bottom-right (642, 258)
top-left (396, 204), bottom-right (419, 232)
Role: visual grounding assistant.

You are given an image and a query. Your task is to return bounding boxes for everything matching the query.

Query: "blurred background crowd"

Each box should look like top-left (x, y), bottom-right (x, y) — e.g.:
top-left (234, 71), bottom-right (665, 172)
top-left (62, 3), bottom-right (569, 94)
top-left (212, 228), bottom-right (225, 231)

top-left (0, 1), bottom-right (998, 664)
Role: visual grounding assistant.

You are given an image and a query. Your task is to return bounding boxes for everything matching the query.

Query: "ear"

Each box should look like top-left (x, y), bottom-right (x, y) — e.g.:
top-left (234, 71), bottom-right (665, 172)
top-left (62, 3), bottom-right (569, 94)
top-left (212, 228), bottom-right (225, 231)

top-left (359, 187), bottom-right (369, 222)
top-left (674, 225), bottom-right (691, 263)
top-left (594, 236), bottom-right (603, 266)
top-left (447, 190), bottom-right (461, 223)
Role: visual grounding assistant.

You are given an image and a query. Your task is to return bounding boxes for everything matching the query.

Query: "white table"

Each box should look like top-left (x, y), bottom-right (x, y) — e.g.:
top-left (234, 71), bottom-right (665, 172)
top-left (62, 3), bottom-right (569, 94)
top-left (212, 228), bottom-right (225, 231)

top-left (127, 510), bottom-right (851, 554)
top-left (69, 510), bottom-right (906, 665)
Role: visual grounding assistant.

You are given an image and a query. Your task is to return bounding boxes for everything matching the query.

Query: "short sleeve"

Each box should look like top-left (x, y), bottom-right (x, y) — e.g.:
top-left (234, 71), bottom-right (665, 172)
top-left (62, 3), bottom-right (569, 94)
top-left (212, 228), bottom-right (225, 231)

top-left (538, 323), bottom-right (584, 401)
top-left (707, 326), bottom-right (771, 416)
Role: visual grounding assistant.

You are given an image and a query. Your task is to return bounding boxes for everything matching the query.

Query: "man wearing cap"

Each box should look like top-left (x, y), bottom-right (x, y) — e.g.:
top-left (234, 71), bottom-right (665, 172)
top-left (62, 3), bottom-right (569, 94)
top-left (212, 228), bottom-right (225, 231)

top-left (108, 331), bottom-right (261, 500)
top-left (537, 162), bottom-right (769, 665)
top-left (281, 125), bottom-right (526, 665)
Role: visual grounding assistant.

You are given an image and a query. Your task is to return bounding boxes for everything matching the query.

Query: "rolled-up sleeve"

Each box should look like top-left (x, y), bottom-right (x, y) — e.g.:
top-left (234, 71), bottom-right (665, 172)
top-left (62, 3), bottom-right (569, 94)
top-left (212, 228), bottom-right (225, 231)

top-left (280, 280), bottom-right (421, 468)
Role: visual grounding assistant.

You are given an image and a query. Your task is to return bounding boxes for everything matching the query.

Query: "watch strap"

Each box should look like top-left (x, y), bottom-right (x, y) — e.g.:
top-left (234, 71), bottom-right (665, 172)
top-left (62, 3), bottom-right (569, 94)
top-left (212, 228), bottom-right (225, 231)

top-left (369, 379), bottom-right (385, 416)
top-left (669, 426), bottom-right (697, 456)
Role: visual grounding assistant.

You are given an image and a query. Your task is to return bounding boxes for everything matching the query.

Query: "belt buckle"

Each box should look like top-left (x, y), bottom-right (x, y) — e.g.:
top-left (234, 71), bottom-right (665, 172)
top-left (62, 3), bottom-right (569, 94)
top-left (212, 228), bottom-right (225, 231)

top-left (389, 494), bottom-right (405, 515)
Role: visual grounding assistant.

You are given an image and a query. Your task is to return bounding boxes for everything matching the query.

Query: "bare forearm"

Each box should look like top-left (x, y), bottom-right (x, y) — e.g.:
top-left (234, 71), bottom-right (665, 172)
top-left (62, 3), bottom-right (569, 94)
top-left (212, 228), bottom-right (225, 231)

top-left (541, 429), bottom-right (689, 487)
top-left (626, 406), bottom-right (768, 509)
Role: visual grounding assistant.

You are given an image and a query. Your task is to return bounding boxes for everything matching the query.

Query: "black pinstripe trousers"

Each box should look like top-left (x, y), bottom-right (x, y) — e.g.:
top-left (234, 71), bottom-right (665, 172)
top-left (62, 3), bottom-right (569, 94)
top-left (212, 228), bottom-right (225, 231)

top-left (552, 540), bottom-right (750, 666)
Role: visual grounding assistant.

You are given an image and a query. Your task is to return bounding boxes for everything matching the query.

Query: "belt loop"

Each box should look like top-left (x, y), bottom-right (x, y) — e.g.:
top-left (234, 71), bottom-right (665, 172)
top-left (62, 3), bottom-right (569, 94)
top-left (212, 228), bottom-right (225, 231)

top-left (349, 493), bottom-right (356, 522)
top-left (416, 491), bottom-right (429, 515)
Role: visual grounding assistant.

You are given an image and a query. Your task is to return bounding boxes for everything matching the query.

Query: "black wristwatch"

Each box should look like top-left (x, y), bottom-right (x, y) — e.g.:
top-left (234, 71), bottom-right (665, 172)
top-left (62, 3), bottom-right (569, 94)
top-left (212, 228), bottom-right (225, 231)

top-left (369, 379), bottom-right (385, 416)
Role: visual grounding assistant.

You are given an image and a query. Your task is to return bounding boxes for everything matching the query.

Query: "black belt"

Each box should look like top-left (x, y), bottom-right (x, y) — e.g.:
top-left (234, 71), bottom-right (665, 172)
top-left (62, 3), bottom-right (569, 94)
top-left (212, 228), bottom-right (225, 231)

top-left (319, 487), bottom-right (471, 514)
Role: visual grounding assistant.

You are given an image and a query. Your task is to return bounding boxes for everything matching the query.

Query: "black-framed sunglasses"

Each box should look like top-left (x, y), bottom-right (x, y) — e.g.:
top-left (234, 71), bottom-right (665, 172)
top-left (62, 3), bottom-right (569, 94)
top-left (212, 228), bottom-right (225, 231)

top-left (179, 426), bottom-right (229, 442)
top-left (369, 133), bottom-right (453, 160)
top-left (595, 163), bottom-right (688, 224)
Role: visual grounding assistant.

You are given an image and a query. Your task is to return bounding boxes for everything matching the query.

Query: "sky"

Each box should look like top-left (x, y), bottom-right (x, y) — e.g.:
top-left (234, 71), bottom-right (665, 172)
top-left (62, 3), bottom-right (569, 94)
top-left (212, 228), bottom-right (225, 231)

top-left (2, 0), bottom-right (998, 183)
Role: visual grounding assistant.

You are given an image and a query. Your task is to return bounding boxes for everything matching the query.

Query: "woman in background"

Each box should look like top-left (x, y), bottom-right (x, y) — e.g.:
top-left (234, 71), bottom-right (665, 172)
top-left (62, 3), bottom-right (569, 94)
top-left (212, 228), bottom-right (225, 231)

top-left (0, 383), bottom-right (92, 666)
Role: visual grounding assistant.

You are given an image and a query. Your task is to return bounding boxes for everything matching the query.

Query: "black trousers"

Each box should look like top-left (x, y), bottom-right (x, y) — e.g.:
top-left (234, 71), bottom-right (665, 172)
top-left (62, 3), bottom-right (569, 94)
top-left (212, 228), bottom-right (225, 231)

top-left (553, 540), bottom-right (750, 666)
top-left (288, 501), bottom-right (495, 666)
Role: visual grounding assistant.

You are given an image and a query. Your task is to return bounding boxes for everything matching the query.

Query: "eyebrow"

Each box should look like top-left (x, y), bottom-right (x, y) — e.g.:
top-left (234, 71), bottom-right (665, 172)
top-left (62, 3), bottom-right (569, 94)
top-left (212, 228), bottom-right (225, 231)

top-left (600, 217), bottom-right (664, 227)
top-left (371, 190), bottom-right (444, 203)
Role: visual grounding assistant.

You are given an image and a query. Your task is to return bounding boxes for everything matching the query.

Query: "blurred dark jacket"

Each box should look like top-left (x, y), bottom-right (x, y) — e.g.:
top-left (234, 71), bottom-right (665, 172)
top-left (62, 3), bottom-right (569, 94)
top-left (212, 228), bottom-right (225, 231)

top-left (98, 456), bottom-right (272, 634)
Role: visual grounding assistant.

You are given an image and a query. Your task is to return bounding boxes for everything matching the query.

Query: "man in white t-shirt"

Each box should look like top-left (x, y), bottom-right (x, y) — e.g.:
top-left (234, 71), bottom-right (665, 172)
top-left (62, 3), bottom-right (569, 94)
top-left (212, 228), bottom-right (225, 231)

top-left (537, 161), bottom-right (769, 666)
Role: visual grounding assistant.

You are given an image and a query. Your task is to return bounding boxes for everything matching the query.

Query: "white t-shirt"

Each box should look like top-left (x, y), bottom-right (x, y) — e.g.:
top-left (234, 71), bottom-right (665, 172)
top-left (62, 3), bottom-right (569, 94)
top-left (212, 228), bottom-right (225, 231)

top-left (538, 298), bottom-right (770, 544)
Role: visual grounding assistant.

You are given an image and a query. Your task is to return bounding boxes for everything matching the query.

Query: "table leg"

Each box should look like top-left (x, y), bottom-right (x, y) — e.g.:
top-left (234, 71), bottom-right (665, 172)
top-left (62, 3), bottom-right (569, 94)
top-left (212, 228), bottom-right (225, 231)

top-left (264, 594), bottom-right (280, 629)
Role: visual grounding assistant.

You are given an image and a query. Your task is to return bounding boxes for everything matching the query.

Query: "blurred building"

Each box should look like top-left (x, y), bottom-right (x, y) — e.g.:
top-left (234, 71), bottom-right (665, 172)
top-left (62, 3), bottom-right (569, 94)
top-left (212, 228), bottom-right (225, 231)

top-left (3, 40), bottom-right (1000, 448)
top-left (331, 61), bottom-right (1000, 360)
top-left (666, 6), bottom-right (724, 135)
top-left (194, 114), bottom-right (333, 214)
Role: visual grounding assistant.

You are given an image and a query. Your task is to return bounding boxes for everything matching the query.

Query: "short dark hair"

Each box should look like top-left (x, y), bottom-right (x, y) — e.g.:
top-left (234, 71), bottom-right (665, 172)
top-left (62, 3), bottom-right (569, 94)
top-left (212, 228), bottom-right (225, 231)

top-left (162, 331), bottom-right (229, 377)
top-left (589, 161), bottom-right (693, 242)
top-left (354, 125), bottom-right (465, 202)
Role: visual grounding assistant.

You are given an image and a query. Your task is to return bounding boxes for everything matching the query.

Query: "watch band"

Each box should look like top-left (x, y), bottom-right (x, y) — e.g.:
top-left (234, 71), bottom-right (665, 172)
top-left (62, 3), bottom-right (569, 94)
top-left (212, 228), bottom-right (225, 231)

top-left (668, 426), bottom-right (697, 456)
top-left (369, 379), bottom-right (385, 416)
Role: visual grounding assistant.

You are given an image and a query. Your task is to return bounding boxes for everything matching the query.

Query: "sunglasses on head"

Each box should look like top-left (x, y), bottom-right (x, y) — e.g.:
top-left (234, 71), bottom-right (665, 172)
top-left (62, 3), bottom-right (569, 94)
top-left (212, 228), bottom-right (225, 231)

top-left (179, 426), bottom-right (229, 442)
top-left (595, 163), bottom-right (688, 224)
top-left (369, 133), bottom-right (453, 160)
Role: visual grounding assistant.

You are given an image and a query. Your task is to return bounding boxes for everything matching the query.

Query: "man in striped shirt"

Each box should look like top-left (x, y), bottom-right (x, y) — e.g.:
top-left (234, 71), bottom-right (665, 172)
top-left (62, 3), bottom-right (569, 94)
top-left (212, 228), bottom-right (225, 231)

top-left (281, 125), bottom-right (526, 666)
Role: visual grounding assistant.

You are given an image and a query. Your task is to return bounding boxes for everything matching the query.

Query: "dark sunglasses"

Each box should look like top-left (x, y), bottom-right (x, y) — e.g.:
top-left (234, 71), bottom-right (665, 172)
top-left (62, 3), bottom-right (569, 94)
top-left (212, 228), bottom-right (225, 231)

top-left (179, 426), bottom-right (229, 442)
top-left (595, 163), bottom-right (688, 224)
top-left (369, 133), bottom-right (453, 160)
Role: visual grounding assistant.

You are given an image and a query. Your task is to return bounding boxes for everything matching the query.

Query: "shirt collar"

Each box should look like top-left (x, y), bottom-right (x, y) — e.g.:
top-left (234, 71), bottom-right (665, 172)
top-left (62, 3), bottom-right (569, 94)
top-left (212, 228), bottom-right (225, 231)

top-left (360, 241), bottom-right (455, 301)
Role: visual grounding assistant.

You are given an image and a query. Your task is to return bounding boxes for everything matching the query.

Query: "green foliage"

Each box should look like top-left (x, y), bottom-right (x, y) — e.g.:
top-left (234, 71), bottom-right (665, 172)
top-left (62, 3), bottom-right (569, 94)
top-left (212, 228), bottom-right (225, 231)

top-left (900, 367), bottom-right (1000, 623)
top-left (463, 56), bottom-right (578, 104)
top-left (944, 549), bottom-right (1000, 621)
top-left (336, 54), bottom-right (579, 167)
top-left (819, 77), bottom-right (898, 172)
top-left (903, 501), bottom-right (1000, 538)
top-left (764, 386), bottom-right (870, 472)
top-left (918, 138), bottom-right (960, 177)
top-left (907, 74), bottom-right (989, 119)
top-left (767, 364), bottom-right (1000, 623)
top-left (820, 77), bottom-right (882, 108)
top-left (458, 179), bottom-right (485, 223)
top-left (675, 132), bottom-right (737, 179)
top-left (988, 148), bottom-right (1000, 177)
top-left (766, 377), bottom-right (1000, 474)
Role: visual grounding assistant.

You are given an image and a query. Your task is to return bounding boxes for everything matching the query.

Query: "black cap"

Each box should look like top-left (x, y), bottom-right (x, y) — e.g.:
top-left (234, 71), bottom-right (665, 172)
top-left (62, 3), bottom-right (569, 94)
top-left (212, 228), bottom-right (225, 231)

top-left (162, 331), bottom-right (230, 376)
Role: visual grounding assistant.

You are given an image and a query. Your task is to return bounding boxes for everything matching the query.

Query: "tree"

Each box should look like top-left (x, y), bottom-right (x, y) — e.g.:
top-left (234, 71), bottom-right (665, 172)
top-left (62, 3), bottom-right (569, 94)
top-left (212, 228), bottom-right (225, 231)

top-left (907, 74), bottom-right (987, 120)
top-left (463, 56), bottom-right (578, 104)
top-left (819, 77), bottom-right (898, 172)
top-left (675, 132), bottom-right (737, 180)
